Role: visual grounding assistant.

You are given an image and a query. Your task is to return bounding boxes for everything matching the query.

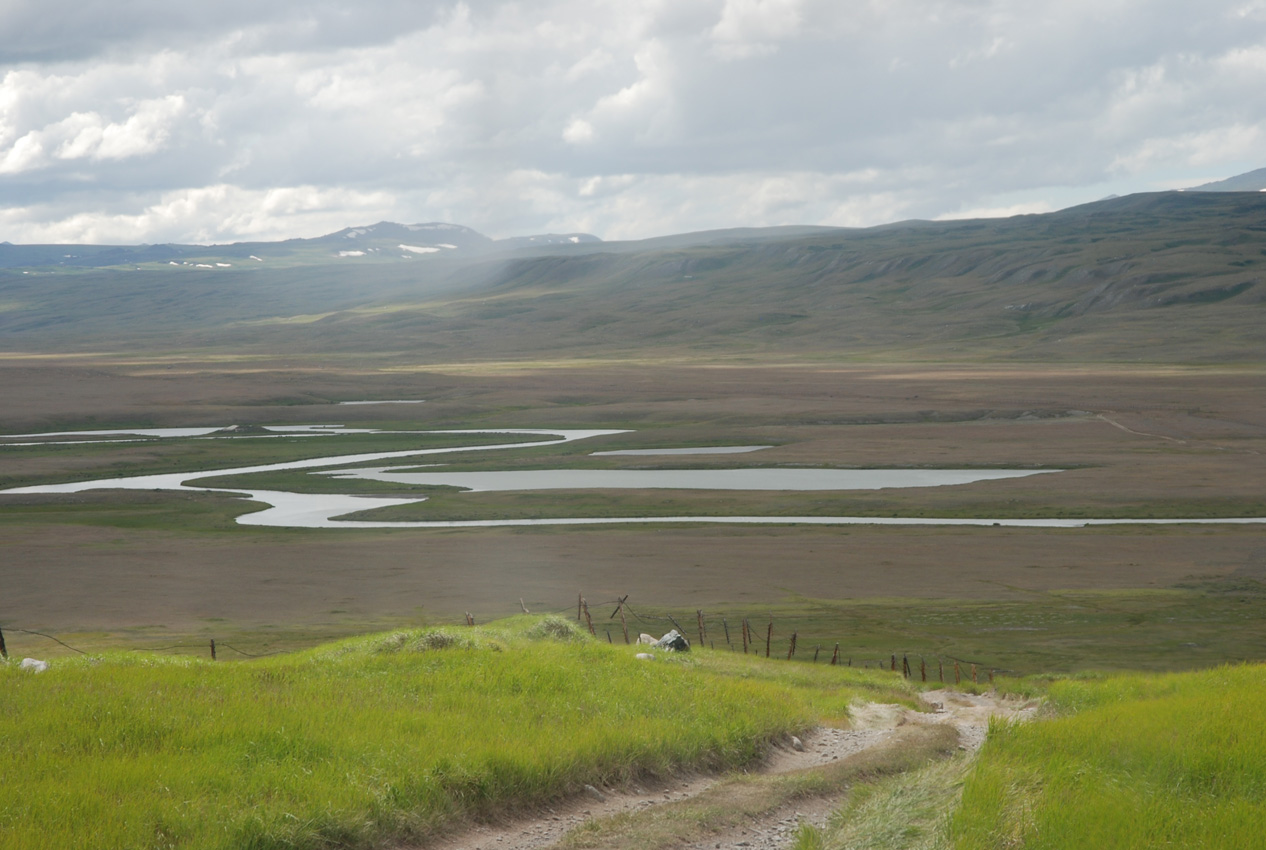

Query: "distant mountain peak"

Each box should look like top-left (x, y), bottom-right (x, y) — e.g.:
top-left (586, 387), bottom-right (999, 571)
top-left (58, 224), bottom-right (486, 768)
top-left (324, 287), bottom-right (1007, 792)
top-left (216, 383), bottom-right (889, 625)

top-left (324, 221), bottom-right (490, 243)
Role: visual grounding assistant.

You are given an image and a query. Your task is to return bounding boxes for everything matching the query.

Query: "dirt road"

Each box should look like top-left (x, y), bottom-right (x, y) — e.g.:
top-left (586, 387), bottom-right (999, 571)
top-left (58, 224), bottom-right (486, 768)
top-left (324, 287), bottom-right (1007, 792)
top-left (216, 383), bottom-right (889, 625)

top-left (415, 689), bottom-right (1039, 850)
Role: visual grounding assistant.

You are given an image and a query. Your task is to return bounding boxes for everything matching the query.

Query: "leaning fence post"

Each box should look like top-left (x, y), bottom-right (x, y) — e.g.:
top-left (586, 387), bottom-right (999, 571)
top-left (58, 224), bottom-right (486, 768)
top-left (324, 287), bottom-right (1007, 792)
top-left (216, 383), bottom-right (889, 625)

top-left (830, 643), bottom-right (839, 666)
top-left (787, 631), bottom-right (797, 660)
top-left (210, 639), bottom-right (217, 661)
top-left (583, 600), bottom-right (595, 636)
top-left (765, 619), bottom-right (772, 658)
top-left (813, 645), bottom-right (820, 663)
top-left (723, 618), bottom-right (731, 647)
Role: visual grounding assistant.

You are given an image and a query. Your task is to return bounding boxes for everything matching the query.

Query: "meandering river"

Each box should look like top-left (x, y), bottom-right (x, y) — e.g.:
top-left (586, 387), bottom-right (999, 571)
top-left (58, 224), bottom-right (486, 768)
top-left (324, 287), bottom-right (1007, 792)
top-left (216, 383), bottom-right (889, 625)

top-left (4, 427), bottom-right (1263, 530)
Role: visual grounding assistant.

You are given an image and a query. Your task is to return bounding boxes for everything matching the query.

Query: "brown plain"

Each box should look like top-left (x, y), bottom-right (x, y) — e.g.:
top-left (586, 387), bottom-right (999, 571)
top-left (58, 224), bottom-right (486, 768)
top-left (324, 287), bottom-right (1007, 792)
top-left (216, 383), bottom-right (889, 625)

top-left (2, 356), bottom-right (1263, 644)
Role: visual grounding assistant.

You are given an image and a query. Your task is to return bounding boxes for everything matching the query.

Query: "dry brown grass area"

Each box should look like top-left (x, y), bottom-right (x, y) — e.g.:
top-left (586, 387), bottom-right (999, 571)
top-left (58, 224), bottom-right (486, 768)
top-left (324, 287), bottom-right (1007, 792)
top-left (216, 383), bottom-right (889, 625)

top-left (5, 520), bottom-right (1266, 635)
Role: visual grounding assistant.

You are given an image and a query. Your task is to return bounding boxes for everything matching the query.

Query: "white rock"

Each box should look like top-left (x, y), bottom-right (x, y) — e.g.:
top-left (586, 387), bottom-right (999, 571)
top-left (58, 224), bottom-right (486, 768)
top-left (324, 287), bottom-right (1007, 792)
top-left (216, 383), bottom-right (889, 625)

top-left (635, 653), bottom-right (655, 661)
top-left (20, 658), bottom-right (49, 673)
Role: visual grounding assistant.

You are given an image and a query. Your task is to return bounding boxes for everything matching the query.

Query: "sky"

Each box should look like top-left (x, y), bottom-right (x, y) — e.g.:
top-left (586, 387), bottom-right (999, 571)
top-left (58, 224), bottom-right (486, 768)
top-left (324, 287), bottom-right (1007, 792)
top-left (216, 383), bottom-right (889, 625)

top-left (1, 0), bottom-right (1264, 245)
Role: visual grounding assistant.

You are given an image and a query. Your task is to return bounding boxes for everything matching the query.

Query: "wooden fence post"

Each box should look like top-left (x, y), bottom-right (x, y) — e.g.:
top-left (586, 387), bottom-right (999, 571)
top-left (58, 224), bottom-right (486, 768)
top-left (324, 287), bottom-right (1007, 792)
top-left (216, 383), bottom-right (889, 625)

top-left (210, 639), bottom-right (217, 661)
top-left (697, 610), bottom-right (706, 648)
top-left (620, 608), bottom-right (629, 644)
top-left (583, 600), bottom-right (595, 636)
top-left (813, 645), bottom-right (820, 663)
top-left (902, 654), bottom-right (910, 679)
top-left (741, 619), bottom-right (749, 654)
top-left (765, 619), bottom-right (772, 658)
top-left (954, 661), bottom-right (960, 684)
top-left (971, 664), bottom-right (978, 685)
top-left (0, 625), bottom-right (7, 659)
top-left (578, 593), bottom-right (583, 621)
top-left (938, 658), bottom-right (944, 683)
top-left (920, 656), bottom-right (926, 682)
top-left (890, 653), bottom-right (897, 672)
top-left (723, 619), bottom-right (731, 647)
top-left (830, 643), bottom-right (839, 666)
top-left (787, 631), bottom-right (797, 661)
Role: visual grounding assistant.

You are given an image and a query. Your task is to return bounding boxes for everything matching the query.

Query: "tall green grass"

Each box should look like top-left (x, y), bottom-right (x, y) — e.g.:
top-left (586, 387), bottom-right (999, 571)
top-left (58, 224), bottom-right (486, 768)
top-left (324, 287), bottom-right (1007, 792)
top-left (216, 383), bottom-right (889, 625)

top-left (951, 664), bottom-right (1266, 848)
top-left (0, 616), bottom-right (912, 850)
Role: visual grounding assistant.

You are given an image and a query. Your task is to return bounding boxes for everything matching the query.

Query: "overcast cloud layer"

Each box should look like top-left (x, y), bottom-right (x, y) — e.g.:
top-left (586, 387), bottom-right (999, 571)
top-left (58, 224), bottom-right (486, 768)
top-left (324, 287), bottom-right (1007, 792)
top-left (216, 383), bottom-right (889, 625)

top-left (1, 0), bottom-right (1264, 244)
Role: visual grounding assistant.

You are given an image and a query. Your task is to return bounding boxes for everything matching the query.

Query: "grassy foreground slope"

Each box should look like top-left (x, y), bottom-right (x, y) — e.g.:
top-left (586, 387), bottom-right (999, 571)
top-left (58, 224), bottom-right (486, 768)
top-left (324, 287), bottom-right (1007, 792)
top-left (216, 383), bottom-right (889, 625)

top-left (0, 616), bottom-right (915, 850)
top-left (950, 665), bottom-right (1266, 849)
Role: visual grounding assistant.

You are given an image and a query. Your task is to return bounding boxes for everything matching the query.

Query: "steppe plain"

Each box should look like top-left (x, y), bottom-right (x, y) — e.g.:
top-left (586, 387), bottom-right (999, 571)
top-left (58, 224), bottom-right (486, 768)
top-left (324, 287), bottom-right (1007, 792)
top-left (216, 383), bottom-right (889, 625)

top-left (3, 354), bottom-right (1263, 673)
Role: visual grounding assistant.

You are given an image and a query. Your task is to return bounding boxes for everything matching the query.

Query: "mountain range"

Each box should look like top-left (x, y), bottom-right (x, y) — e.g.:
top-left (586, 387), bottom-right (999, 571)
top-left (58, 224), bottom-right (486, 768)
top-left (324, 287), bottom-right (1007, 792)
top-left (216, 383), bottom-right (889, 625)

top-left (0, 222), bottom-right (600, 270)
top-left (0, 186), bottom-right (1263, 364)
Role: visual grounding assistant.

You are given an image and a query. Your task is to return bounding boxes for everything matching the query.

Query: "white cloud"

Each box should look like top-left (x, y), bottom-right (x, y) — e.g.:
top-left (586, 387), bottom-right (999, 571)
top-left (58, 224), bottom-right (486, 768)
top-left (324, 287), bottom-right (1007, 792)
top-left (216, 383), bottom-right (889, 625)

top-left (0, 184), bottom-right (399, 244)
top-left (563, 118), bottom-right (594, 144)
top-left (0, 1), bottom-right (1265, 243)
top-left (0, 131), bottom-right (44, 174)
top-left (711, 0), bottom-right (805, 59)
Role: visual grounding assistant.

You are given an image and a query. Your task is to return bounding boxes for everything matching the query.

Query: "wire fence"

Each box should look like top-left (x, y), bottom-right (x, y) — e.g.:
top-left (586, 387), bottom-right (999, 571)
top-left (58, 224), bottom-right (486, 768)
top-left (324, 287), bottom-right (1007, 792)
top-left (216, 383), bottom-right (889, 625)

top-left (0, 593), bottom-right (1006, 683)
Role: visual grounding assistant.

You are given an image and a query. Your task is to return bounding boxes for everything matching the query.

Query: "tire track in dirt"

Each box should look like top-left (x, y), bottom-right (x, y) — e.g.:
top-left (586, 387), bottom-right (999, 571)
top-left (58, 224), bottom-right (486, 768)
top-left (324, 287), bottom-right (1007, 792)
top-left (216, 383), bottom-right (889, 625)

top-left (413, 690), bottom-right (1040, 850)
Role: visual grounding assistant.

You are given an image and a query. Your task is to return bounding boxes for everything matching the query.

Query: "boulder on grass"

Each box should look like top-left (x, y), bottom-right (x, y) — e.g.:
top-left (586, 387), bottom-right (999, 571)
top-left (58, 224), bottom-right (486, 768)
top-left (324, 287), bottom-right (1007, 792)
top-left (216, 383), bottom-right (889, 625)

top-left (654, 630), bottom-right (690, 652)
top-left (20, 658), bottom-right (49, 673)
top-left (637, 633), bottom-right (657, 645)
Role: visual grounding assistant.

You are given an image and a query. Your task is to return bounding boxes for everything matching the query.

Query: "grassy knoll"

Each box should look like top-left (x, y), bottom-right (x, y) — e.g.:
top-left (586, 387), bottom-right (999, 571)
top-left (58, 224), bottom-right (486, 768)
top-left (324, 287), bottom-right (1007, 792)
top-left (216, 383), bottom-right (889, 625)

top-left (950, 664), bottom-right (1266, 848)
top-left (0, 616), bottom-right (916, 850)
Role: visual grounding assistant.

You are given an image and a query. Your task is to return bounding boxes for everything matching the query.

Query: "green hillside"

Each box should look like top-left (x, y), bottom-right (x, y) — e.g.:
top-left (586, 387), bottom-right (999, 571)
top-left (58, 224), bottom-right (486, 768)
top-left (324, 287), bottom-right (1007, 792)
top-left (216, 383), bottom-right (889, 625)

top-left (0, 617), bottom-right (918, 850)
top-left (1, 192), bottom-right (1262, 363)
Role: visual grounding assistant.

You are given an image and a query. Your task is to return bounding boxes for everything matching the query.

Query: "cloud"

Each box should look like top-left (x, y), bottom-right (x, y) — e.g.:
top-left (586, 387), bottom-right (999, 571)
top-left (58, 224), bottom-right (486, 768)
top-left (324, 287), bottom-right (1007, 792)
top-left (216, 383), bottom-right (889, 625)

top-left (710, 0), bottom-right (805, 59)
top-left (0, 0), bottom-right (1264, 243)
top-left (0, 184), bottom-right (399, 244)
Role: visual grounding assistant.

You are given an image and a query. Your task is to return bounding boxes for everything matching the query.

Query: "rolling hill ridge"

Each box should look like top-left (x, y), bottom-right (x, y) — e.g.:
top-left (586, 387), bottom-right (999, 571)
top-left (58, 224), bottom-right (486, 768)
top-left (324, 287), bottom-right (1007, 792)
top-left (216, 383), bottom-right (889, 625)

top-left (1, 191), bottom-right (1263, 363)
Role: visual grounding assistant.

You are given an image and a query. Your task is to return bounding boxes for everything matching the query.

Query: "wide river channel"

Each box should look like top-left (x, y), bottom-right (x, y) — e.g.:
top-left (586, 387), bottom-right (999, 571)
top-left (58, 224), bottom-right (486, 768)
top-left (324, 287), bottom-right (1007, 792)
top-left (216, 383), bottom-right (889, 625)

top-left (4, 426), bottom-right (1264, 530)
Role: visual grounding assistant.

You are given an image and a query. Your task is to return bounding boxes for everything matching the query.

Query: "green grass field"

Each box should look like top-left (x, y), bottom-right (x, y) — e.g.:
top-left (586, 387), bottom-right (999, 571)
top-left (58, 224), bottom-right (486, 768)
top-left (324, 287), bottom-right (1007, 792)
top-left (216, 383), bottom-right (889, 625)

top-left (951, 665), bottom-right (1266, 848)
top-left (0, 617), bottom-right (917, 850)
